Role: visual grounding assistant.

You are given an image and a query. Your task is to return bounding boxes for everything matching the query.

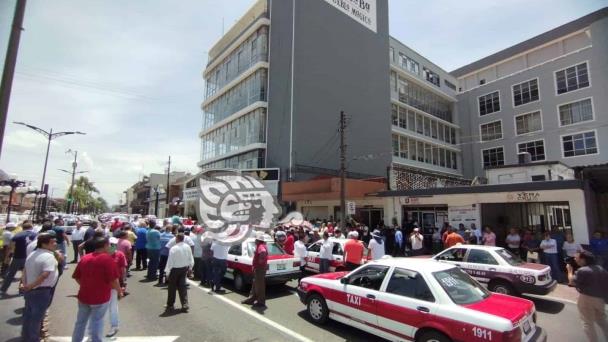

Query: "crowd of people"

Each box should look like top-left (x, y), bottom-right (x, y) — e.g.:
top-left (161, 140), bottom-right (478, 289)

top-left (1, 215), bottom-right (608, 341)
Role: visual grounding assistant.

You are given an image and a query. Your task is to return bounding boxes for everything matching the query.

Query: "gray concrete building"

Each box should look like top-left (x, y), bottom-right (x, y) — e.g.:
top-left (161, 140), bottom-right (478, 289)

top-left (453, 8), bottom-right (608, 179)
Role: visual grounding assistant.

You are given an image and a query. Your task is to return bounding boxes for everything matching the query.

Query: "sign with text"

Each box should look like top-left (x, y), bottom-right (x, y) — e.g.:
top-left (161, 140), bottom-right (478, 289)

top-left (448, 204), bottom-right (480, 230)
top-left (347, 201), bottom-right (356, 215)
top-left (322, 0), bottom-right (377, 33)
top-left (506, 192), bottom-right (541, 202)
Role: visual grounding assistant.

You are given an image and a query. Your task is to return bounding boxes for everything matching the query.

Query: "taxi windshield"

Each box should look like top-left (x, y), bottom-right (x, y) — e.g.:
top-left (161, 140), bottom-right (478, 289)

top-left (496, 248), bottom-right (524, 266)
top-left (433, 268), bottom-right (490, 305)
top-left (247, 242), bottom-right (285, 256)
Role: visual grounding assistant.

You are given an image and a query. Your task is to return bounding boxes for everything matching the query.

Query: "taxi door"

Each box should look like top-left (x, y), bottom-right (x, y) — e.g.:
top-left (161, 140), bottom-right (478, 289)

top-left (338, 265), bottom-right (389, 327)
top-left (375, 268), bottom-right (438, 340)
top-left (305, 242), bottom-right (321, 272)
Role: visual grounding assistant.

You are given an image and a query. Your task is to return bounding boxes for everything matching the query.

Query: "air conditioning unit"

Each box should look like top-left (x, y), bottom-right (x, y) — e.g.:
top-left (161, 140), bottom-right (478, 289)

top-left (518, 152), bottom-right (531, 164)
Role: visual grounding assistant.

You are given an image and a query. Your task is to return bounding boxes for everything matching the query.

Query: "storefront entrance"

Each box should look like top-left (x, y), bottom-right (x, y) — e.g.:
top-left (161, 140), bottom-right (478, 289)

top-left (357, 208), bottom-right (384, 229)
top-left (402, 206), bottom-right (448, 232)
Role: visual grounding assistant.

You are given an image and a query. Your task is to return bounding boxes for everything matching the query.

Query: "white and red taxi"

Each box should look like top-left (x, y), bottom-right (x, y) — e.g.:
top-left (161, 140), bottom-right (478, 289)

top-left (305, 238), bottom-right (369, 273)
top-left (297, 258), bottom-right (546, 342)
top-left (225, 235), bottom-right (301, 292)
top-left (432, 245), bottom-right (557, 296)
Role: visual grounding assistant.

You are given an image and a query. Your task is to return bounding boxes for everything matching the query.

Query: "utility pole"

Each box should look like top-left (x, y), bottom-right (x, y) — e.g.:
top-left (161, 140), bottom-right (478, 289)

top-left (165, 155), bottom-right (171, 216)
top-left (0, 0), bottom-right (27, 158)
top-left (339, 111), bottom-right (347, 231)
top-left (68, 150), bottom-right (78, 213)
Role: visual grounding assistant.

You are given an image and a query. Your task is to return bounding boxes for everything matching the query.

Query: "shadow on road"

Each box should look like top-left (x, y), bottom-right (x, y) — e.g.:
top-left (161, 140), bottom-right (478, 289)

top-left (525, 296), bottom-right (566, 314)
top-left (296, 310), bottom-right (384, 342)
top-left (13, 307), bottom-right (23, 315)
top-left (6, 316), bottom-right (22, 326)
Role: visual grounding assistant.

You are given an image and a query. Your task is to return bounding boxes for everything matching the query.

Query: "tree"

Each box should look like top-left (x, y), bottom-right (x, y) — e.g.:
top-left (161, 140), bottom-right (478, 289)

top-left (66, 176), bottom-right (106, 214)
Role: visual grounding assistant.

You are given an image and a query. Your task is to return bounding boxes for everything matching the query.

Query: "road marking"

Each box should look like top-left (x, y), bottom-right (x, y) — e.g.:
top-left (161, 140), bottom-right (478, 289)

top-left (187, 279), bottom-right (313, 342)
top-left (50, 337), bottom-right (179, 342)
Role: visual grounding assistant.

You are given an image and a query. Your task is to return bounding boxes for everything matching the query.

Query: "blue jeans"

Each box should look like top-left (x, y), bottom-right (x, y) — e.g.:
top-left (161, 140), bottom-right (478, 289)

top-left (72, 300), bottom-right (110, 342)
top-left (147, 249), bottom-right (160, 280)
top-left (1, 258), bottom-right (25, 293)
top-left (108, 289), bottom-right (119, 329)
top-left (21, 287), bottom-right (52, 342)
top-left (544, 253), bottom-right (564, 282)
top-left (211, 258), bottom-right (227, 290)
top-left (320, 259), bottom-right (331, 274)
top-left (201, 259), bottom-right (212, 284)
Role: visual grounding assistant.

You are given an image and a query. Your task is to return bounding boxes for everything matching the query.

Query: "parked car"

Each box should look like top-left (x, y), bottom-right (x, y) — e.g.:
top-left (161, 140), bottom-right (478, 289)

top-left (225, 235), bottom-right (301, 292)
top-left (297, 258), bottom-right (546, 342)
top-left (305, 238), bottom-right (369, 273)
top-left (432, 245), bottom-right (557, 296)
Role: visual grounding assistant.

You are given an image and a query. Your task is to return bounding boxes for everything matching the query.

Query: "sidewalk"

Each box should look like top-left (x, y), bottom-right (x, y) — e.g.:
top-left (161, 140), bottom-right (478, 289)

top-left (544, 283), bottom-right (579, 303)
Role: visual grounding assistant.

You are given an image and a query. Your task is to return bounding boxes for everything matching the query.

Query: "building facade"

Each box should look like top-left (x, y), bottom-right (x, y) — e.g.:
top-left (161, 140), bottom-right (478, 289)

top-left (453, 8), bottom-right (608, 179)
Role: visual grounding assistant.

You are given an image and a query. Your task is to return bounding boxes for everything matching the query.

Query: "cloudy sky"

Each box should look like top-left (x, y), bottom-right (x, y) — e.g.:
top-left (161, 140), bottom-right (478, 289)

top-left (0, 0), bottom-right (605, 205)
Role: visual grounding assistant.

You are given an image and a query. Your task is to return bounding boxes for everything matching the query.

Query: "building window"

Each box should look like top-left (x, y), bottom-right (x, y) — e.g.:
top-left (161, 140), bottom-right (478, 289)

top-left (444, 80), bottom-right (456, 91)
top-left (400, 136), bottom-right (408, 159)
top-left (515, 111), bottom-right (542, 135)
top-left (478, 91), bottom-right (500, 116)
top-left (392, 135), bottom-right (399, 157)
top-left (513, 79), bottom-right (539, 106)
top-left (390, 47), bottom-right (394, 62)
top-left (518, 140), bottom-right (545, 161)
top-left (531, 175), bottom-right (546, 181)
top-left (399, 54), bottom-right (419, 75)
top-left (559, 98), bottom-right (593, 126)
top-left (398, 106), bottom-right (407, 129)
top-left (482, 147), bottom-right (504, 168)
top-left (416, 113), bottom-right (423, 134)
top-left (556, 62), bottom-right (589, 95)
top-left (391, 104), bottom-right (398, 126)
top-left (480, 121), bottom-right (502, 142)
top-left (423, 67), bottom-right (440, 87)
top-left (562, 131), bottom-right (597, 157)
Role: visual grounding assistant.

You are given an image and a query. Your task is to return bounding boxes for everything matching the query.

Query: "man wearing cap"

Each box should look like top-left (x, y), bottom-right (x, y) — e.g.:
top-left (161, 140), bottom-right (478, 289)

top-left (1, 222), bottom-right (16, 276)
top-left (241, 232), bottom-right (268, 308)
top-left (410, 228), bottom-right (425, 256)
top-left (20, 233), bottom-right (58, 342)
top-left (1, 222), bottom-right (37, 295)
top-left (367, 230), bottom-right (386, 261)
top-left (344, 231), bottom-right (364, 271)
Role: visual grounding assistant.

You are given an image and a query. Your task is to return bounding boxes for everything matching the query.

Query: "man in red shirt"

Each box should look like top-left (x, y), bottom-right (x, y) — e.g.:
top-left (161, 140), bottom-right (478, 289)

top-left (445, 227), bottom-right (465, 248)
top-left (110, 218), bottom-right (122, 233)
top-left (344, 231), bottom-right (364, 271)
top-left (283, 229), bottom-right (295, 255)
top-left (72, 237), bottom-right (122, 342)
top-left (241, 232), bottom-right (268, 308)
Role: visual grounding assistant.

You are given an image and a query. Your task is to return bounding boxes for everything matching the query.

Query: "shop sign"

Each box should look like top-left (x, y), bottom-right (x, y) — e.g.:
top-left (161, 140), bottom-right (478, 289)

top-left (183, 188), bottom-right (199, 201)
top-left (448, 204), bottom-right (480, 230)
top-left (400, 197), bottom-right (420, 205)
top-left (506, 192), bottom-right (541, 202)
top-left (322, 0), bottom-right (377, 33)
top-left (347, 201), bottom-right (356, 215)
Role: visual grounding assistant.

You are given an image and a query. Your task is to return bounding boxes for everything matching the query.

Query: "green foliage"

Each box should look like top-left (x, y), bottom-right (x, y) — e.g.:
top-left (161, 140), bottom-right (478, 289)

top-left (65, 176), bottom-right (108, 214)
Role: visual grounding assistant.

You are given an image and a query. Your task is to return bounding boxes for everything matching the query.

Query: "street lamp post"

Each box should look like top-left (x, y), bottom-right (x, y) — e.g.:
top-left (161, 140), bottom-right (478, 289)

top-left (13, 122), bottom-right (85, 221)
top-left (59, 149), bottom-right (87, 214)
top-left (153, 184), bottom-right (164, 217)
top-left (0, 177), bottom-right (30, 223)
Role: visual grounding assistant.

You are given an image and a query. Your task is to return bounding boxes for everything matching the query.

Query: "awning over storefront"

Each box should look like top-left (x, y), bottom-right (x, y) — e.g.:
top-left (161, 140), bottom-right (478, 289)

top-left (282, 177), bottom-right (386, 202)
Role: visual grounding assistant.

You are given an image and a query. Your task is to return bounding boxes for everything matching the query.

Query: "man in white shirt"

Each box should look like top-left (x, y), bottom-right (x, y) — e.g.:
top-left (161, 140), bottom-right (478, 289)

top-left (540, 231), bottom-right (564, 283)
top-left (164, 234), bottom-right (194, 313)
top-left (70, 221), bottom-right (86, 263)
top-left (368, 230), bottom-right (385, 261)
top-left (319, 232), bottom-right (333, 273)
top-left (210, 240), bottom-right (230, 292)
top-left (21, 233), bottom-right (59, 342)
top-left (293, 233), bottom-right (308, 282)
top-left (409, 228), bottom-right (424, 256)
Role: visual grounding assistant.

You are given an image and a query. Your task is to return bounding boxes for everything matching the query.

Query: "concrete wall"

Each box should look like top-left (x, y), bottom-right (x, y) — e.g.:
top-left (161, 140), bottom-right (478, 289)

top-left (266, 0), bottom-right (391, 182)
top-left (457, 17), bottom-right (608, 179)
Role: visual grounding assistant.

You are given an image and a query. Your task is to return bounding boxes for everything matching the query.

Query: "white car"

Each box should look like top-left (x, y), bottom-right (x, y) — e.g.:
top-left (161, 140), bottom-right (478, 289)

top-left (225, 235), bottom-right (301, 292)
top-left (432, 245), bottom-right (557, 296)
top-left (297, 258), bottom-right (546, 342)
top-left (305, 238), bottom-right (369, 273)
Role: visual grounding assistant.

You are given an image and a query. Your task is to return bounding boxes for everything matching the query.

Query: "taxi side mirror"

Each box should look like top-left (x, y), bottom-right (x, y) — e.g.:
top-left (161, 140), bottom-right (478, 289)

top-left (340, 277), bottom-right (349, 285)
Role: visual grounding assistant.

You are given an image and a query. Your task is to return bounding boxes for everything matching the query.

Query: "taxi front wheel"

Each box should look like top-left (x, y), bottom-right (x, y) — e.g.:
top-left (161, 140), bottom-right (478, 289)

top-left (307, 294), bottom-right (329, 324)
top-left (417, 330), bottom-right (451, 342)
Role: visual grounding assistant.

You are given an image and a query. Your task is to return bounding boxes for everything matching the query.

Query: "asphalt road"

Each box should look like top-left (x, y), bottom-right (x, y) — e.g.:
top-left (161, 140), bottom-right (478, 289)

top-left (0, 249), bottom-right (592, 342)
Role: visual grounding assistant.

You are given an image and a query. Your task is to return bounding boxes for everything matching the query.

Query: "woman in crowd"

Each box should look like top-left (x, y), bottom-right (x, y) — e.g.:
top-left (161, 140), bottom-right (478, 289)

top-left (482, 226), bottom-right (496, 246)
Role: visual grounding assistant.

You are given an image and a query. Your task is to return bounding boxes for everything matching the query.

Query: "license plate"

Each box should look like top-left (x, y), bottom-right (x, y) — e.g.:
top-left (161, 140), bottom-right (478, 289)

top-left (523, 320), bottom-right (531, 334)
top-left (277, 263), bottom-right (286, 271)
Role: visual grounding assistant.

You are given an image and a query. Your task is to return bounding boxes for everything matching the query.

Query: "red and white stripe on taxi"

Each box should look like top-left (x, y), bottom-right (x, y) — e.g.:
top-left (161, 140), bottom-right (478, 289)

top-left (297, 258), bottom-right (546, 342)
top-left (225, 236), bottom-right (301, 292)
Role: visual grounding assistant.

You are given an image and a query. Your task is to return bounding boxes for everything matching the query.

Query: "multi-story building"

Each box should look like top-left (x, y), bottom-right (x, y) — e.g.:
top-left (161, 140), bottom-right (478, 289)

top-left (453, 8), bottom-right (608, 179)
